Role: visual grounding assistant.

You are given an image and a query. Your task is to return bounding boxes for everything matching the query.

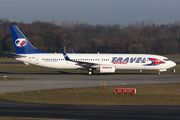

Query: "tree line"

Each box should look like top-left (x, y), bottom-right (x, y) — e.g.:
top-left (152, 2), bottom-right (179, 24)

top-left (0, 18), bottom-right (180, 57)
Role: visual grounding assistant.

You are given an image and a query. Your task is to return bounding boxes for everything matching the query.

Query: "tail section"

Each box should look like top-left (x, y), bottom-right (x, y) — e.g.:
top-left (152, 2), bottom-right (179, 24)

top-left (9, 25), bottom-right (47, 54)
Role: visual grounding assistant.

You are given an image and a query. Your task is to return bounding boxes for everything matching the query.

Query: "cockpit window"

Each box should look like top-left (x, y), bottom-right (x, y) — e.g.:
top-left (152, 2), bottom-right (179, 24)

top-left (164, 59), bottom-right (170, 61)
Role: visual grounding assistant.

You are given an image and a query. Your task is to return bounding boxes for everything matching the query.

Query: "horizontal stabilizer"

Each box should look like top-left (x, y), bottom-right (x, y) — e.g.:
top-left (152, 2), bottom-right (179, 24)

top-left (11, 52), bottom-right (26, 58)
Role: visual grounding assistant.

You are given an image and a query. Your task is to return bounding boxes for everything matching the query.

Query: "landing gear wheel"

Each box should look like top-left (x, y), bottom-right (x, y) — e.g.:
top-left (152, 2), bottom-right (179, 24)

top-left (88, 71), bottom-right (92, 75)
top-left (88, 70), bottom-right (93, 75)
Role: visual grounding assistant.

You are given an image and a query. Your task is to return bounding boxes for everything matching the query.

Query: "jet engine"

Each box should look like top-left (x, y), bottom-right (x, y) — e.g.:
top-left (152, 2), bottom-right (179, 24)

top-left (100, 65), bottom-right (116, 73)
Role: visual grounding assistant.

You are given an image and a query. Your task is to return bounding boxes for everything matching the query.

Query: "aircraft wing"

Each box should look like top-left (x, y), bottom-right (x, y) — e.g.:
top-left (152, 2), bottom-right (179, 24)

top-left (75, 61), bottom-right (100, 68)
top-left (62, 50), bottom-right (101, 68)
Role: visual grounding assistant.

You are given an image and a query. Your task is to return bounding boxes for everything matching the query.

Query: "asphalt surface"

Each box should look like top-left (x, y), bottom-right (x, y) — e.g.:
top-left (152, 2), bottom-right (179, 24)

top-left (0, 73), bottom-right (180, 94)
top-left (0, 99), bottom-right (180, 120)
top-left (0, 73), bottom-right (180, 119)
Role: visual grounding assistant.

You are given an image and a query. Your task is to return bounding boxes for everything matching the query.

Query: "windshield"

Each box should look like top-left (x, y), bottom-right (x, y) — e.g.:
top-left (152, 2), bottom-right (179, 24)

top-left (163, 59), bottom-right (170, 61)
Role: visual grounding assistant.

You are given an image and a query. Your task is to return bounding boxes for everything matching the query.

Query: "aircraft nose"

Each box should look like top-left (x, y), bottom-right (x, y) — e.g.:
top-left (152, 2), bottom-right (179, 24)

top-left (171, 61), bottom-right (176, 67)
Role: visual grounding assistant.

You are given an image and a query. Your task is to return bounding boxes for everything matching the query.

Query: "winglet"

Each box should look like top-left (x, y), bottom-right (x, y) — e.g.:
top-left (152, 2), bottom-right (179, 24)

top-left (62, 50), bottom-right (71, 61)
top-left (70, 49), bottom-right (74, 53)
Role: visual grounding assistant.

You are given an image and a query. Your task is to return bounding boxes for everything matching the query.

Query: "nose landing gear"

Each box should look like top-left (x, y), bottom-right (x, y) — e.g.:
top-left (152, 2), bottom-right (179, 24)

top-left (88, 68), bottom-right (93, 75)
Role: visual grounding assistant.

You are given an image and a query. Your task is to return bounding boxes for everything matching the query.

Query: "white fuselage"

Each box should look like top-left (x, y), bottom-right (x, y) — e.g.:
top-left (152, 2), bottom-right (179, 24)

top-left (15, 53), bottom-right (176, 71)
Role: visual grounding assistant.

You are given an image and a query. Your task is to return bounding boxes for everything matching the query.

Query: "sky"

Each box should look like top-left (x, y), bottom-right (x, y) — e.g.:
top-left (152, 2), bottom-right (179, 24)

top-left (1, 0), bottom-right (180, 26)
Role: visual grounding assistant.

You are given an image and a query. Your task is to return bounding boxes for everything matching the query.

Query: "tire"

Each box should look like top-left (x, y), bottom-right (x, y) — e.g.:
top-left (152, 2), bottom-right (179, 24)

top-left (88, 71), bottom-right (92, 75)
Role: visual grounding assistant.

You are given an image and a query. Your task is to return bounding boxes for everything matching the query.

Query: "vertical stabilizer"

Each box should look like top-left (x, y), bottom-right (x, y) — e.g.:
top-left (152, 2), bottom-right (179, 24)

top-left (9, 25), bottom-right (47, 54)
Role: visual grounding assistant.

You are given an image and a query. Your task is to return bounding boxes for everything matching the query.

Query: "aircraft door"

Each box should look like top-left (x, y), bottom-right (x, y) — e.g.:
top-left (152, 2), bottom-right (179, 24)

top-left (28, 56), bottom-right (36, 64)
top-left (143, 57), bottom-right (148, 69)
top-left (29, 57), bottom-right (32, 61)
top-left (36, 57), bottom-right (39, 64)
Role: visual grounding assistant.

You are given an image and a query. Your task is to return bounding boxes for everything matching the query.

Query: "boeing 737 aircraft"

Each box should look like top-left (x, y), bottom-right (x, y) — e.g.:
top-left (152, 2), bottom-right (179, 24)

top-left (9, 25), bottom-right (176, 75)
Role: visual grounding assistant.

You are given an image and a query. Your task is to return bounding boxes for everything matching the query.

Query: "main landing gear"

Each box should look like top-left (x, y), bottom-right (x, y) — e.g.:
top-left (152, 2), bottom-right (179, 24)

top-left (88, 68), bottom-right (93, 75)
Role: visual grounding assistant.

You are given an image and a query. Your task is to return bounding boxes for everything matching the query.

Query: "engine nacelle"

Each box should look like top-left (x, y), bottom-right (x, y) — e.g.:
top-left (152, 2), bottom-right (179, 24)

top-left (100, 65), bottom-right (116, 73)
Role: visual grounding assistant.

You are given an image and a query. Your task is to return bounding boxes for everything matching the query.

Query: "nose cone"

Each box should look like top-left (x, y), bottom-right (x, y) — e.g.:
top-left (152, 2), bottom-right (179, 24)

top-left (171, 61), bottom-right (176, 68)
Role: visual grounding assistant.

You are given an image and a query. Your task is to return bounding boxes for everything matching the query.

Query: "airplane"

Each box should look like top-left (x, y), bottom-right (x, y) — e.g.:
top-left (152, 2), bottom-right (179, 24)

top-left (9, 25), bottom-right (176, 75)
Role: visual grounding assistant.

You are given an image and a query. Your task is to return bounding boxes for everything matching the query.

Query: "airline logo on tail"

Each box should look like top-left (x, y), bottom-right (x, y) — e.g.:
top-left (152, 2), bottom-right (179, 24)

top-left (15, 38), bottom-right (27, 47)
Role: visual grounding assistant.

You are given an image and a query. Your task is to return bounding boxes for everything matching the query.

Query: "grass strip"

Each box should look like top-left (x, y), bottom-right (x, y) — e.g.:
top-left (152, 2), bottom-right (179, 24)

top-left (0, 83), bottom-right (180, 105)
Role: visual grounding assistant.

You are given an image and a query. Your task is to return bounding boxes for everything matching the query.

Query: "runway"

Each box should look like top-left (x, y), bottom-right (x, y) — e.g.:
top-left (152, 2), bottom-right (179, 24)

top-left (0, 73), bottom-right (180, 94)
top-left (0, 99), bottom-right (180, 120)
top-left (0, 73), bottom-right (180, 119)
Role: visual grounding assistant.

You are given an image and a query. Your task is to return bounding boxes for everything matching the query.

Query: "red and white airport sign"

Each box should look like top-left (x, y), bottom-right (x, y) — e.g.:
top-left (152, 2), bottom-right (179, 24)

top-left (115, 88), bottom-right (136, 94)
